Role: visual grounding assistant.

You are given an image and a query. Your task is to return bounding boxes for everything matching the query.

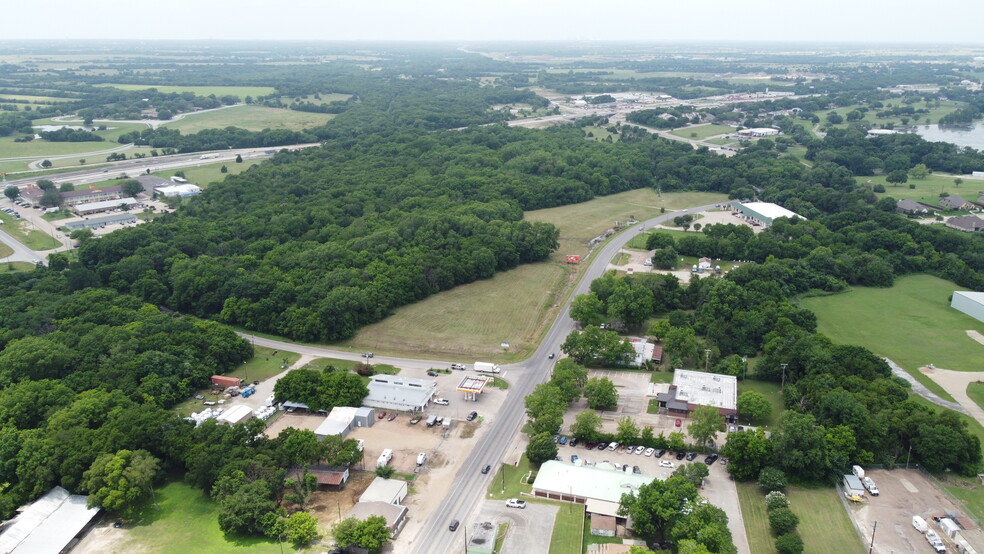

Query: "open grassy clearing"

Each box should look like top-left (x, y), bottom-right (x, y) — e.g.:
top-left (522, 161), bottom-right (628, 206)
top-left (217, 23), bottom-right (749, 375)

top-left (670, 124), bottom-right (736, 140)
top-left (865, 172), bottom-right (976, 204)
top-left (117, 480), bottom-right (281, 553)
top-left (0, 261), bottom-right (35, 272)
top-left (816, 100), bottom-right (964, 130)
top-left (737, 482), bottom-right (864, 554)
top-left (800, 274), bottom-right (984, 375)
top-left (736, 379), bottom-right (783, 427)
top-left (487, 456), bottom-right (534, 500)
top-left (280, 93), bottom-right (352, 105)
top-left (549, 502), bottom-right (584, 554)
top-left (341, 262), bottom-right (567, 362)
top-left (782, 145), bottom-right (811, 165)
top-left (0, 94), bottom-right (75, 103)
top-left (0, 242), bottom-right (12, 258)
top-left (95, 84), bottom-right (277, 98)
top-left (969, 382), bottom-right (984, 412)
top-left (625, 228), bottom-right (694, 250)
top-left (582, 125), bottom-right (619, 142)
top-left (936, 473), bottom-right (984, 525)
top-left (155, 161), bottom-right (252, 186)
top-left (0, 212), bottom-right (61, 250)
top-left (163, 104), bottom-right (334, 134)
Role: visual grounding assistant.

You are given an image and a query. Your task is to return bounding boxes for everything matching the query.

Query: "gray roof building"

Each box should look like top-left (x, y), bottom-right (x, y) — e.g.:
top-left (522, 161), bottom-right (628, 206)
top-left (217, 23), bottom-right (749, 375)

top-left (939, 195), bottom-right (973, 210)
top-left (363, 375), bottom-right (437, 412)
top-left (72, 197), bottom-right (140, 215)
top-left (64, 213), bottom-right (137, 231)
top-left (896, 199), bottom-right (929, 215)
top-left (0, 486), bottom-right (100, 554)
top-left (314, 406), bottom-right (374, 439)
top-left (945, 214), bottom-right (984, 232)
top-left (347, 501), bottom-right (408, 538)
top-left (655, 369), bottom-right (738, 417)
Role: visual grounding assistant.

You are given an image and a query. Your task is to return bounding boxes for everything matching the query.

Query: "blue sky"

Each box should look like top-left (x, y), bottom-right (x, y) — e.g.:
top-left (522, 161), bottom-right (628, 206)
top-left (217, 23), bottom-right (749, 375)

top-left (10, 0), bottom-right (984, 43)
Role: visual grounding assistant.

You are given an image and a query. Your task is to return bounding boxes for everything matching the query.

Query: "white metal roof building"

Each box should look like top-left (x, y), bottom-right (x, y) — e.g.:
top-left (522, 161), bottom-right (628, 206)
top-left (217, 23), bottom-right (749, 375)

top-left (656, 369), bottom-right (738, 417)
top-left (732, 201), bottom-right (805, 227)
top-left (531, 461), bottom-right (655, 518)
top-left (737, 127), bottom-right (780, 137)
top-left (217, 404), bottom-right (254, 425)
top-left (72, 197), bottom-right (141, 215)
top-left (0, 486), bottom-right (100, 554)
top-left (363, 375), bottom-right (436, 412)
top-left (951, 291), bottom-right (984, 324)
top-left (154, 184), bottom-right (202, 197)
top-left (64, 213), bottom-right (137, 230)
top-left (360, 477), bottom-right (408, 505)
top-left (314, 406), bottom-right (375, 439)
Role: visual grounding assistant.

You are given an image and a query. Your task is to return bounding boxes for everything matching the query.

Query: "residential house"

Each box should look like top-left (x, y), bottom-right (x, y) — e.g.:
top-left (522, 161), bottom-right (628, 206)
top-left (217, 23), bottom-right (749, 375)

top-left (896, 199), bottom-right (929, 215)
top-left (945, 214), bottom-right (984, 232)
top-left (939, 195), bottom-right (973, 210)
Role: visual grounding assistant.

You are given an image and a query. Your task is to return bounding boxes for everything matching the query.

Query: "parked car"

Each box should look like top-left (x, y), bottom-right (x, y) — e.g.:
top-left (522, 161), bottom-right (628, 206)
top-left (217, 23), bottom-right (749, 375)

top-left (704, 454), bottom-right (719, 465)
top-left (659, 460), bottom-right (674, 468)
top-left (607, 442), bottom-right (619, 451)
top-left (426, 370), bottom-right (438, 377)
top-left (481, 464), bottom-right (491, 474)
top-left (569, 438), bottom-right (578, 447)
top-left (632, 465), bottom-right (641, 474)
top-left (505, 498), bottom-right (526, 509)
top-left (449, 520), bottom-right (460, 532)
top-left (720, 457), bottom-right (728, 465)
top-left (466, 411), bottom-right (478, 421)
top-left (377, 411), bottom-right (387, 419)
top-left (597, 442), bottom-right (607, 450)
top-left (685, 452), bottom-right (697, 461)
top-left (387, 412), bottom-right (397, 421)
top-left (571, 455), bottom-right (579, 463)
top-left (634, 445), bottom-right (646, 455)
top-left (553, 435), bottom-right (560, 443)
top-left (728, 424), bottom-right (737, 432)
top-left (654, 449), bottom-right (666, 458)
top-left (644, 448), bottom-right (655, 457)
top-left (625, 445), bottom-right (635, 453)
top-left (675, 451), bottom-right (686, 460)
top-left (675, 418), bottom-right (682, 427)
top-left (559, 436), bottom-right (568, 445)
top-left (433, 398), bottom-right (449, 405)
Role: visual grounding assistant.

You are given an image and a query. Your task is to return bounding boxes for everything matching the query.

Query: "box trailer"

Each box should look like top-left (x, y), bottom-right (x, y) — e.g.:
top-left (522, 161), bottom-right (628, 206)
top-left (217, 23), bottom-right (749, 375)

top-left (376, 448), bottom-right (393, 468)
top-left (211, 375), bottom-right (243, 388)
top-left (852, 465), bottom-right (865, 480)
top-left (474, 362), bottom-right (500, 374)
top-left (913, 515), bottom-right (928, 534)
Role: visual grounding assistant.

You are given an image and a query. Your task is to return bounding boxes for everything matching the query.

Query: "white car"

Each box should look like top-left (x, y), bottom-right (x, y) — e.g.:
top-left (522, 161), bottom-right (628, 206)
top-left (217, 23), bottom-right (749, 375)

top-left (505, 498), bottom-right (526, 509)
top-left (659, 460), bottom-right (674, 468)
top-left (607, 442), bottom-right (619, 451)
top-left (433, 398), bottom-right (449, 406)
top-left (644, 448), bottom-right (655, 457)
top-left (634, 446), bottom-right (646, 455)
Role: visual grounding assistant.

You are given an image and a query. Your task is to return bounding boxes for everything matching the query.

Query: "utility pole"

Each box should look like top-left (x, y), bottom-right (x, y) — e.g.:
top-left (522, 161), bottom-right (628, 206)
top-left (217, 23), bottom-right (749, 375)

top-left (704, 349), bottom-right (711, 371)
top-left (868, 521), bottom-right (877, 554)
top-left (780, 363), bottom-right (788, 394)
top-left (906, 443), bottom-right (912, 470)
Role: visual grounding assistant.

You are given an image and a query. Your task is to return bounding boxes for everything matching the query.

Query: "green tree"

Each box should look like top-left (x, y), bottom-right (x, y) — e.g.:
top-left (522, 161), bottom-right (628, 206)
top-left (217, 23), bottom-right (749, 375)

top-left (607, 282), bottom-right (654, 328)
top-left (236, 154), bottom-right (243, 163)
top-left (646, 232), bottom-right (675, 250)
top-left (664, 326), bottom-right (700, 365)
top-left (584, 377), bottom-right (619, 410)
top-left (648, 320), bottom-right (671, 343)
top-left (221, 165), bottom-right (229, 173)
top-left (616, 416), bottom-right (640, 444)
top-left (768, 507), bottom-right (799, 535)
top-left (618, 475), bottom-right (698, 539)
top-left (40, 159), bottom-right (52, 168)
top-left (771, 411), bottom-right (829, 481)
top-left (120, 179), bottom-right (144, 197)
top-left (217, 479), bottom-right (277, 535)
top-left (722, 429), bottom-right (773, 481)
top-left (651, 247), bottom-right (678, 270)
top-left (284, 511), bottom-right (320, 546)
top-left (81, 449), bottom-right (160, 516)
top-left (284, 471), bottom-right (318, 510)
top-left (333, 515), bottom-right (390, 554)
top-left (40, 188), bottom-right (62, 207)
top-left (765, 491), bottom-right (789, 511)
top-left (737, 391), bottom-right (771, 424)
top-left (59, 182), bottom-right (75, 192)
top-left (571, 292), bottom-right (605, 327)
top-left (570, 410), bottom-right (603, 442)
top-left (374, 466), bottom-right (395, 479)
top-left (526, 432), bottom-right (559, 465)
top-left (886, 169), bottom-right (908, 186)
top-left (672, 462), bottom-right (709, 487)
top-left (687, 405), bottom-right (723, 449)
top-left (774, 533), bottom-right (804, 554)
top-left (757, 467), bottom-right (788, 492)
top-left (909, 163), bottom-right (930, 179)
top-left (4, 186), bottom-right (19, 201)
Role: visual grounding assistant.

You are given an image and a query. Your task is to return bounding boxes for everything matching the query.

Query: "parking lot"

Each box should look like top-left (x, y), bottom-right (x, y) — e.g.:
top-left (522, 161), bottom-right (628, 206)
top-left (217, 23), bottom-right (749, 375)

top-left (846, 469), bottom-right (984, 553)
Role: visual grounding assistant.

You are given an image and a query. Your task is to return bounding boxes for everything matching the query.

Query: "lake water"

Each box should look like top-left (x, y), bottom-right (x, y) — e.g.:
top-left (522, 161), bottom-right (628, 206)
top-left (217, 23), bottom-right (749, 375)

top-left (914, 122), bottom-right (984, 151)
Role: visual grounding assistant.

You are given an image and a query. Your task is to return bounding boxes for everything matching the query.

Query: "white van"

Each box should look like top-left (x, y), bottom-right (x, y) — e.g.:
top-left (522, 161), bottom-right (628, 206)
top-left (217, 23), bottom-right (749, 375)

top-left (417, 452), bottom-right (426, 466)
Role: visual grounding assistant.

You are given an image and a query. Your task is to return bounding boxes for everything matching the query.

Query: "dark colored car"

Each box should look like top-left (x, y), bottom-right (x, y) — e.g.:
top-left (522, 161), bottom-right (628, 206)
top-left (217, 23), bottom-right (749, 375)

top-left (685, 452), bottom-right (697, 461)
top-left (569, 438), bottom-right (578, 447)
top-left (632, 465), bottom-right (641, 474)
top-left (675, 451), bottom-right (686, 460)
top-left (654, 449), bottom-right (666, 458)
top-left (597, 442), bottom-right (608, 450)
top-left (378, 411), bottom-right (387, 419)
top-left (449, 520), bottom-right (460, 532)
top-left (466, 411), bottom-right (478, 421)
top-left (704, 454), bottom-right (719, 465)
top-left (481, 464), bottom-right (491, 474)
top-left (426, 370), bottom-right (438, 376)
top-left (548, 353), bottom-right (555, 359)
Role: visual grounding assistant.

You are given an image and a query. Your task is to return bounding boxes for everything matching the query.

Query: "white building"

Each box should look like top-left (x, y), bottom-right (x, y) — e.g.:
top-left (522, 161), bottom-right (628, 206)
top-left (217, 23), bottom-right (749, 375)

top-left (360, 477), bottom-right (408, 505)
top-left (362, 375), bottom-right (437, 412)
top-left (624, 337), bottom-right (656, 368)
top-left (655, 369), bottom-right (738, 417)
top-left (531, 461), bottom-right (656, 518)
top-left (951, 291), bottom-right (984, 324)
top-left (732, 201), bottom-right (805, 228)
top-left (217, 404), bottom-right (253, 425)
top-left (737, 127), bottom-right (779, 138)
top-left (155, 184), bottom-right (202, 197)
top-left (314, 406), bottom-right (375, 439)
top-left (72, 197), bottom-right (141, 216)
top-left (0, 486), bottom-right (100, 554)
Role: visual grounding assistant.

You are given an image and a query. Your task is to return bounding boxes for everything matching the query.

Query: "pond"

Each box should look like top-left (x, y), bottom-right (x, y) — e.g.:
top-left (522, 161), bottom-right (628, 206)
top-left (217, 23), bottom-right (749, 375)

top-left (914, 122), bottom-right (984, 151)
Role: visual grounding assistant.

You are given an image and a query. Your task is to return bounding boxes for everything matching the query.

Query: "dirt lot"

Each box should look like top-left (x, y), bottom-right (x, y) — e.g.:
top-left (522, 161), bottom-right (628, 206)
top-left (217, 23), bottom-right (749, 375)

top-left (847, 469), bottom-right (984, 553)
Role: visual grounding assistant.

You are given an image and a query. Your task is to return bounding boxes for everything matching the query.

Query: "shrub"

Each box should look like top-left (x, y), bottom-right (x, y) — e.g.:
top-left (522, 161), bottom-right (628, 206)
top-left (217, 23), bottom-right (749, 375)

top-left (765, 490), bottom-right (789, 511)
top-left (775, 533), bottom-right (804, 554)
top-left (768, 507), bottom-right (799, 535)
top-left (758, 467), bottom-right (788, 492)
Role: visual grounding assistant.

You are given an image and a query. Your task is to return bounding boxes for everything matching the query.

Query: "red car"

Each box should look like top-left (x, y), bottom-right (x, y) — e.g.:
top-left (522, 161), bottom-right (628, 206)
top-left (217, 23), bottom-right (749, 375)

top-left (378, 411), bottom-right (387, 419)
top-left (675, 418), bottom-right (682, 427)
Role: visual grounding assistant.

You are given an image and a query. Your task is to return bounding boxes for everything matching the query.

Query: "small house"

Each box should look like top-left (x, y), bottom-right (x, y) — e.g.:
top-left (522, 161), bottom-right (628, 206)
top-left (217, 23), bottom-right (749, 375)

top-left (897, 199), bottom-right (929, 215)
top-left (940, 195), bottom-right (974, 210)
top-left (946, 215), bottom-right (984, 233)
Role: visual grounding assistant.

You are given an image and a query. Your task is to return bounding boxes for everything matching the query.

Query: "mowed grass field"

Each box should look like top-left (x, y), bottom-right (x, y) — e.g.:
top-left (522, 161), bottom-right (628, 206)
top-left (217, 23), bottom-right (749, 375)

top-left (867, 172), bottom-right (974, 204)
top-left (737, 482), bottom-right (864, 554)
top-left (816, 100), bottom-right (965, 129)
top-left (670, 124), bottom-right (736, 140)
top-left (969, 381), bottom-right (984, 411)
top-left (96, 84), bottom-right (277, 98)
top-left (111, 481), bottom-right (282, 553)
top-left (800, 274), bottom-right (984, 373)
top-left (163, 104), bottom-right (334, 133)
top-left (342, 262), bottom-right (567, 362)
top-left (156, 161), bottom-right (252, 186)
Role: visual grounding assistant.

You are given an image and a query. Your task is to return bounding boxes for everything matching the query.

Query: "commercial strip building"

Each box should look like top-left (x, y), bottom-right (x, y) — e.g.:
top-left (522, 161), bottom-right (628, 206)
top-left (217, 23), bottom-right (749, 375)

top-left (951, 291), bottom-right (984, 323)
top-left (64, 213), bottom-right (137, 231)
top-left (0, 486), bottom-right (100, 554)
top-left (362, 375), bottom-right (437, 412)
top-left (21, 184), bottom-right (124, 207)
top-left (71, 197), bottom-right (140, 216)
top-left (314, 406), bottom-right (375, 439)
top-left (731, 201), bottom-right (804, 228)
top-left (736, 127), bottom-right (779, 138)
top-left (531, 461), bottom-right (655, 518)
top-left (654, 369), bottom-right (738, 418)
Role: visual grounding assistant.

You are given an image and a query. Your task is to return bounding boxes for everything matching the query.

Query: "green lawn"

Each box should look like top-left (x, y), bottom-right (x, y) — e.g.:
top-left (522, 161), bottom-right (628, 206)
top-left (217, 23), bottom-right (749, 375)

top-left (0, 212), bottom-right (62, 250)
top-left (163, 105), bottom-right (334, 134)
top-left (625, 228), bottom-right (691, 250)
top-left (969, 382), bottom-right (984, 412)
top-left (611, 252), bottom-right (630, 265)
top-left (670, 124), bottom-right (736, 141)
top-left (816, 100), bottom-right (964, 131)
top-left (583, 125), bottom-right (619, 142)
top-left (120, 480), bottom-right (282, 553)
top-left (0, 261), bottom-right (35, 273)
top-left (936, 474), bottom-right (984, 526)
top-left (737, 482), bottom-right (864, 554)
top-left (736, 379), bottom-right (783, 427)
top-left (800, 274), bottom-right (984, 397)
top-left (96, 84), bottom-right (277, 98)
top-left (550, 502), bottom-right (585, 554)
top-left (155, 161), bottom-right (252, 186)
top-left (865, 172), bottom-right (971, 204)
top-left (487, 456), bottom-right (535, 500)
top-left (0, 241), bottom-right (12, 258)
top-left (280, 93), bottom-right (352, 106)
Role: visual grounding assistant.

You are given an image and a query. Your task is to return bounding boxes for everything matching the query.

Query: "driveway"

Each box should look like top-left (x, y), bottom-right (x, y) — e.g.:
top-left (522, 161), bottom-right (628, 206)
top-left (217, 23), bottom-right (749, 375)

top-left (472, 501), bottom-right (559, 554)
top-left (919, 366), bottom-right (984, 428)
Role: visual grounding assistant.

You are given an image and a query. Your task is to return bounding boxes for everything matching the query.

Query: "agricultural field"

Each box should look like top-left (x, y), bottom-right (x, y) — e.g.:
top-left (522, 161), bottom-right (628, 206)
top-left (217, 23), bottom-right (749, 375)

top-left (95, 84), bottom-right (277, 98)
top-left (162, 104), bottom-right (334, 134)
top-left (670, 124), bottom-right (736, 140)
top-left (341, 262), bottom-right (566, 362)
top-left (800, 274), bottom-right (984, 373)
top-left (737, 482), bottom-right (864, 554)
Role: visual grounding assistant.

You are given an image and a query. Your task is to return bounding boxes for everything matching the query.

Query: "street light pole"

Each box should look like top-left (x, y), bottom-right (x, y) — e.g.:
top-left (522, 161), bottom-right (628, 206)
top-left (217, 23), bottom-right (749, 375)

top-left (704, 349), bottom-right (711, 371)
top-left (780, 363), bottom-right (788, 394)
